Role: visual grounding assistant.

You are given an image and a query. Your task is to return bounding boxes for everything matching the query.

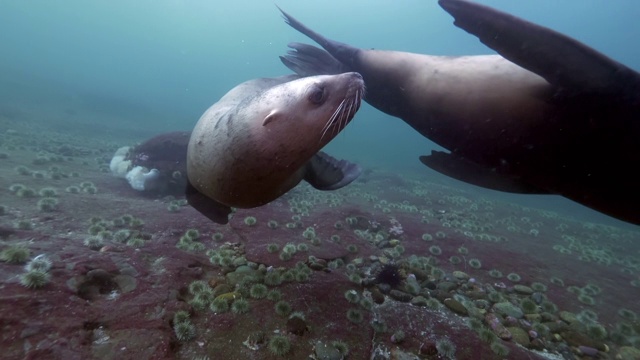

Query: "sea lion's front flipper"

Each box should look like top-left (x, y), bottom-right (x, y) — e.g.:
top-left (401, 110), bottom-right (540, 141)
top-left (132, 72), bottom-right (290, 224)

top-left (420, 151), bottom-right (545, 194)
top-left (438, 0), bottom-right (640, 94)
top-left (185, 180), bottom-right (232, 225)
top-left (304, 151), bottom-right (362, 190)
top-left (280, 42), bottom-right (347, 76)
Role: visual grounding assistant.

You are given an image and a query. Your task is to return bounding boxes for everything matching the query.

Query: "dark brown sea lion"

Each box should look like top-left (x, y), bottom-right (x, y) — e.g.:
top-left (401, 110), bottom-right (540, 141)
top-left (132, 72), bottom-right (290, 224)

top-left (278, 0), bottom-right (640, 225)
top-left (110, 131), bottom-right (190, 194)
top-left (186, 73), bottom-right (365, 224)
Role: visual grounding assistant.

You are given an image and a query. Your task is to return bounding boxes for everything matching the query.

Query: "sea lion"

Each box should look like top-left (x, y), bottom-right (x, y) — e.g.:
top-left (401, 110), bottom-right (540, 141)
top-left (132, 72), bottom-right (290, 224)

top-left (278, 0), bottom-right (640, 225)
top-left (110, 131), bottom-right (190, 194)
top-left (186, 72), bottom-right (365, 224)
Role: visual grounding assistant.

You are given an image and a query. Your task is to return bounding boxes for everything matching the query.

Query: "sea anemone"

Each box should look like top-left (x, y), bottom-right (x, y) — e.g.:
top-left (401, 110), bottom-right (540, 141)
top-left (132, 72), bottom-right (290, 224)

top-left (275, 301), bottom-right (292, 316)
top-left (429, 245), bottom-right (442, 256)
top-left (188, 280), bottom-right (209, 295)
top-left (243, 216), bottom-right (257, 226)
top-left (173, 310), bottom-right (190, 324)
top-left (19, 269), bottom-right (51, 288)
top-left (209, 297), bottom-right (229, 313)
top-left (435, 337), bottom-right (456, 359)
top-left (174, 321), bottom-right (196, 342)
top-left (345, 290), bottom-right (360, 304)
top-left (1, 245), bottom-right (30, 264)
top-left (267, 290), bottom-right (283, 302)
top-left (25, 254), bottom-right (52, 272)
top-left (346, 308), bottom-right (363, 324)
top-left (268, 335), bottom-right (291, 356)
top-left (468, 258), bottom-right (482, 269)
top-left (231, 298), bottom-right (250, 314)
top-left (507, 273), bottom-right (521, 282)
top-left (490, 342), bottom-right (509, 357)
top-left (250, 284), bottom-right (268, 299)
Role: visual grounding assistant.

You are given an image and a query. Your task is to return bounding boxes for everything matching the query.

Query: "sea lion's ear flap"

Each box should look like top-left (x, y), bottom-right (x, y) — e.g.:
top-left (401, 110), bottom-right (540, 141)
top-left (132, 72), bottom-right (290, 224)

top-left (262, 109), bottom-right (281, 126)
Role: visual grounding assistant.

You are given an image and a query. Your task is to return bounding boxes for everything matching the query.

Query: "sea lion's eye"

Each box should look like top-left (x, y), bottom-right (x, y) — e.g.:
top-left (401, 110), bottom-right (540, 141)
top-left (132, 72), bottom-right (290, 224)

top-left (308, 86), bottom-right (325, 105)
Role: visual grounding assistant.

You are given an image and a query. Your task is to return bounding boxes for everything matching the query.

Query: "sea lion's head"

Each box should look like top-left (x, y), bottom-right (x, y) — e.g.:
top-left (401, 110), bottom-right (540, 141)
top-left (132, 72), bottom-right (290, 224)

top-left (257, 72), bottom-right (364, 156)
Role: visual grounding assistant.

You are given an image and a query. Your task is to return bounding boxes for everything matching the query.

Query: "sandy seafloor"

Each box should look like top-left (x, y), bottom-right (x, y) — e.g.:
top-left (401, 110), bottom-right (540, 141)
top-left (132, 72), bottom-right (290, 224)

top-left (1, 116), bottom-right (640, 360)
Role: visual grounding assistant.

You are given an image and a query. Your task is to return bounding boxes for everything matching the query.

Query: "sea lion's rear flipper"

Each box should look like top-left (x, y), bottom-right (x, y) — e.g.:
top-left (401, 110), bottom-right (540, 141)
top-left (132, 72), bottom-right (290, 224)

top-left (280, 42), bottom-right (348, 76)
top-left (185, 180), bottom-right (232, 225)
top-left (420, 151), bottom-right (545, 194)
top-left (277, 6), bottom-right (360, 70)
top-left (304, 151), bottom-right (362, 190)
top-left (438, 0), bottom-right (640, 94)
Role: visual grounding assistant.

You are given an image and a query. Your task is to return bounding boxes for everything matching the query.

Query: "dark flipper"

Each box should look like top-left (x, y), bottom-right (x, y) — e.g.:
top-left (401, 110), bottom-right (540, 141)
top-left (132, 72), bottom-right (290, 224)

top-left (277, 6), bottom-right (360, 69)
top-left (438, 0), bottom-right (640, 94)
top-left (304, 151), bottom-right (362, 190)
top-left (420, 151), bottom-right (546, 194)
top-left (185, 180), bottom-right (232, 225)
top-left (280, 42), bottom-right (348, 76)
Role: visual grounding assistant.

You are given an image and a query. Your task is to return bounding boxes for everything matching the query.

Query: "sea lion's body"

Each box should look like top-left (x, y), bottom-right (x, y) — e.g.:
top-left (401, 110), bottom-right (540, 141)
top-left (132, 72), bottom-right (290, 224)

top-left (279, 0), bottom-right (640, 225)
top-left (187, 73), bottom-right (364, 224)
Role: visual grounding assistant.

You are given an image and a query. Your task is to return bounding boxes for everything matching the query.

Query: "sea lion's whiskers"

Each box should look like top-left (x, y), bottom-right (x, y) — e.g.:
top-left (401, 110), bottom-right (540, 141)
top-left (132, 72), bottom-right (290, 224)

top-left (321, 99), bottom-right (346, 141)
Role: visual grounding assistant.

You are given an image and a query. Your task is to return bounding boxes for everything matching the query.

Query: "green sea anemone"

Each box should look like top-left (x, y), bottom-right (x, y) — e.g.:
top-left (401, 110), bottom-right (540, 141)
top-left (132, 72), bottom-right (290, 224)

top-left (173, 310), bottom-right (190, 324)
top-left (250, 284), bottom-right (268, 299)
top-left (275, 300), bottom-right (292, 316)
top-left (429, 245), bottom-right (442, 256)
top-left (243, 216), bottom-right (257, 226)
top-left (185, 229), bottom-right (199, 240)
top-left (1, 245), bottom-right (30, 264)
top-left (520, 298), bottom-right (538, 314)
top-left (449, 256), bottom-right (461, 265)
top-left (331, 340), bottom-right (349, 356)
top-left (435, 338), bottom-right (456, 359)
top-left (174, 321), bottom-right (196, 342)
top-left (578, 294), bottom-right (595, 306)
top-left (268, 335), bottom-right (291, 356)
top-left (267, 220), bottom-right (279, 229)
top-left (346, 308), bottom-right (364, 324)
top-left (231, 298), bottom-right (250, 314)
top-left (478, 327), bottom-right (497, 343)
top-left (210, 297), bottom-right (229, 313)
top-left (490, 342), bottom-right (509, 357)
top-left (19, 269), bottom-right (51, 288)
top-left (347, 244), bottom-right (358, 253)
top-left (345, 290), bottom-right (360, 304)
top-left (421, 233), bottom-right (433, 241)
top-left (507, 273), bottom-right (521, 282)
top-left (267, 290), bottom-right (282, 302)
top-left (468, 258), bottom-right (482, 269)
top-left (188, 280), bottom-right (209, 295)
top-left (25, 255), bottom-right (52, 272)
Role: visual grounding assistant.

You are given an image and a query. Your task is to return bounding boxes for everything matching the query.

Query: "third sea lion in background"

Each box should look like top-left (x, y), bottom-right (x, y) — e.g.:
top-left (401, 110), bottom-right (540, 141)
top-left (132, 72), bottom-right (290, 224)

top-left (278, 0), bottom-right (640, 225)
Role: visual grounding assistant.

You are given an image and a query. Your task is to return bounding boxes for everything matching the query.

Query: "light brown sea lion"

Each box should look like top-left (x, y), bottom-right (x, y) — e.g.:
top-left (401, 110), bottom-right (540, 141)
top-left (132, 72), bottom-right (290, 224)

top-left (278, 0), bottom-right (640, 225)
top-left (186, 73), bottom-right (365, 224)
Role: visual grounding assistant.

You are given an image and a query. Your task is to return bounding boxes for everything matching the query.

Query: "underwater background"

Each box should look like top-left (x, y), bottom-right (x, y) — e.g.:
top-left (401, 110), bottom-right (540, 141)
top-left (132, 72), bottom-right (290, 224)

top-left (1, 1), bottom-right (640, 359)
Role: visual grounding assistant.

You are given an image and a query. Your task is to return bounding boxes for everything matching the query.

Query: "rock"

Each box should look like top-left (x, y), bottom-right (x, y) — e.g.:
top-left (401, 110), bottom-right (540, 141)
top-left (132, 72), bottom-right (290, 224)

top-left (315, 341), bottom-right (342, 360)
top-left (370, 288), bottom-right (385, 304)
top-left (287, 317), bottom-right (308, 336)
top-left (513, 285), bottom-right (533, 295)
top-left (113, 275), bottom-right (137, 293)
top-left (410, 296), bottom-right (429, 307)
top-left (561, 330), bottom-right (607, 351)
top-left (452, 271), bottom-right (469, 280)
top-left (524, 314), bottom-right (541, 323)
top-left (212, 284), bottom-right (233, 297)
top-left (437, 281), bottom-right (458, 293)
top-left (389, 290), bottom-right (412, 302)
top-left (493, 302), bottom-right (524, 318)
top-left (559, 311), bottom-right (578, 324)
top-left (443, 298), bottom-right (468, 316)
top-left (485, 313), bottom-right (512, 340)
top-left (507, 326), bottom-right (530, 347)
top-left (544, 321), bottom-right (568, 334)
